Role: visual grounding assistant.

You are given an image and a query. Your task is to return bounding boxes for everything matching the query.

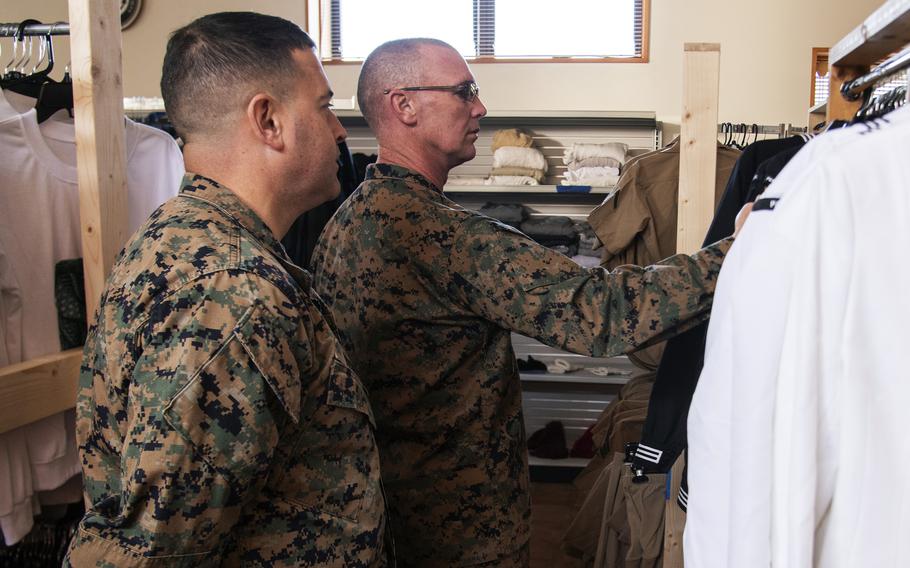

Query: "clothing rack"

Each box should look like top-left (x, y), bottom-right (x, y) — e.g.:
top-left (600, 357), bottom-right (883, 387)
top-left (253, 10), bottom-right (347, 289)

top-left (0, 1), bottom-right (128, 435)
top-left (0, 22), bottom-right (71, 37)
top-left (840, 43), bottom-right (910, 100)
top-left (716, 123), bottom-right (799, 137)
top-left (827, 0), bottom-right (910, 122)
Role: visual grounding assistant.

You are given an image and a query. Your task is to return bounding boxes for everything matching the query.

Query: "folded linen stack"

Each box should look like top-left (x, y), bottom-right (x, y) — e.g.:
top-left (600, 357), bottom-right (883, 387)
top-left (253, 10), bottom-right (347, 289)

top-left (561, 142), bottom-right (628, 187)
top-left (489, 129), bottom-right (547, 186)
top-left (568, 220), bottom-right (602, 267)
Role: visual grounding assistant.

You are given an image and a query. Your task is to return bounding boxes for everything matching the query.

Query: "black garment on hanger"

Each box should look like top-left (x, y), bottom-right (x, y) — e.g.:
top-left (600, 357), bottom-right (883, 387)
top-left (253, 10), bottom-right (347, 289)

top-left (281, 141), bottom-right (365, 268)
top-left (708, 136), bottom-right (809, 239)
top-left (745, 144), bottom-right (804, 202)
top-left (629, 136), bottom-right (812, 485)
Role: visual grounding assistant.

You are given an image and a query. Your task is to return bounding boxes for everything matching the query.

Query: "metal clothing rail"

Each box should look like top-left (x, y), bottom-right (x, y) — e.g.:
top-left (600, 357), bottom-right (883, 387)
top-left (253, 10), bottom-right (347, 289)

top-left (841, 44), bottom-right (910, 101)
top-left (0, 22), bottom-right (71, 38)
top-left (716, 123), bottom-right (786, 135)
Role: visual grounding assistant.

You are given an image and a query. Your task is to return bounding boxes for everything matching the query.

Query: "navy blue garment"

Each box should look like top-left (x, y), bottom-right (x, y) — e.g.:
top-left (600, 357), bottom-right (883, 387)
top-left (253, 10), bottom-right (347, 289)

top-left (630, 137), bottom-right (811, 505)
top-left (282, 141), bottom-right (366, 268)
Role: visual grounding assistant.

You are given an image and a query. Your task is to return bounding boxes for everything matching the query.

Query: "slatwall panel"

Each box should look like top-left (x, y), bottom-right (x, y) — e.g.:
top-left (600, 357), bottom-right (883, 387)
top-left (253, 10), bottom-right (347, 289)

top-left (512, 333), bottom-right (642, 447)
top-left (521, 390), bottom-right (616, 447)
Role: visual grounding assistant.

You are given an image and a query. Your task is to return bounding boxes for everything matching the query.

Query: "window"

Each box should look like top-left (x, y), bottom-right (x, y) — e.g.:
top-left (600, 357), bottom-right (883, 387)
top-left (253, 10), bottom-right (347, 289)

top-left (318, 0), bottom-right (649, 62)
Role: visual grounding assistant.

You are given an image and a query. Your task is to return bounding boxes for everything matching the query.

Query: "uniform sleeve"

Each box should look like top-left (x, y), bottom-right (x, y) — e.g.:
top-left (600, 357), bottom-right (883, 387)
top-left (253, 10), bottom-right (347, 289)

top-left (69, 271), bottom-right (302, 567)
top-left (444, 218), bottom-right (731, 358)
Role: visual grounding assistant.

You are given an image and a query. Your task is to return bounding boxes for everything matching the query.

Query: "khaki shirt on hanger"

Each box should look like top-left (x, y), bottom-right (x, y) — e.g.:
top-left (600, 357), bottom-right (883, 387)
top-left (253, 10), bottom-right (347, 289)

top-left (589, 138), bottom-right (741, 270)
top-left (65, 175), bottom-right (387, 567)
top-left (311, 162), bottom-right (732, 567)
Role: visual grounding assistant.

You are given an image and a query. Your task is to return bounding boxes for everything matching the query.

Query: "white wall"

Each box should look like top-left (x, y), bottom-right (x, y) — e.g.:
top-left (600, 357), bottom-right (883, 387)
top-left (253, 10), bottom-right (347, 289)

top-left (1, 0), bottom-right (886, 126)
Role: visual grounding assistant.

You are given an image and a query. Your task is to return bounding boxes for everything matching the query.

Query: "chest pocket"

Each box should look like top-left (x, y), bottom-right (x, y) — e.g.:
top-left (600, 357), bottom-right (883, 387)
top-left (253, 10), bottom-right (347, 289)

top-left (326, 357), bottom-right (377, 429)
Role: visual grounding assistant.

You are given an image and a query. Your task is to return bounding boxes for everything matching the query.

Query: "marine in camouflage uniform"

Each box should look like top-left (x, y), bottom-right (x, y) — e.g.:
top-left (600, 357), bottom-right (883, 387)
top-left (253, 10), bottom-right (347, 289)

top-left (65, 174), bottom-right (386, 567)
top-left (311, 163), bottom-right (732, 566)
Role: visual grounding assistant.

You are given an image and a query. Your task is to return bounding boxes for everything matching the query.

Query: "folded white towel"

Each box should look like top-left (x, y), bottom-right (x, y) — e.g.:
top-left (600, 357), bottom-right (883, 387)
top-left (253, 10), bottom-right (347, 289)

top-left (446, 177), bottom-right (489, 186)
top-left (492, 146), bottom-right (548, 172)
top-left (563, 166), bottom-right (620, 181)
top-left (559, 174), bottom-right (619, 187)
top-left (487, 175), bottom-right (540, 186)
top-left (562, 142), bottom-right (628, 165)
top-left (567, 156), bottom-right (623, 169)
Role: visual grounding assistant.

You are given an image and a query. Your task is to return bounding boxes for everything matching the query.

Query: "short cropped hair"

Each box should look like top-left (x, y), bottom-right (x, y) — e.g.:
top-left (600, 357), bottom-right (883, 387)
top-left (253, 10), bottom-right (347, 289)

top-left (357, 38), bottom-right (453, 128)
top-left (161, 12), bottom-right (315, 141)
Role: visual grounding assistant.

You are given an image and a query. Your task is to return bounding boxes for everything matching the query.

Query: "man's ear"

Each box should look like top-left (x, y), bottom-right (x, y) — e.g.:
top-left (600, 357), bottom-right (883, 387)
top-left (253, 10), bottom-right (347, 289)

top-left (247, 93), bottom-right (285, 151)
top-left (388, 91), bottom-right (419, 126)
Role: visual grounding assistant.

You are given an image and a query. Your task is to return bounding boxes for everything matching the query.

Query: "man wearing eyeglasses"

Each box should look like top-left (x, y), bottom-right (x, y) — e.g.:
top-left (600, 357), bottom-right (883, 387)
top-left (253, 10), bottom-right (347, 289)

top-left (311, 38), bottom-right (747, 567)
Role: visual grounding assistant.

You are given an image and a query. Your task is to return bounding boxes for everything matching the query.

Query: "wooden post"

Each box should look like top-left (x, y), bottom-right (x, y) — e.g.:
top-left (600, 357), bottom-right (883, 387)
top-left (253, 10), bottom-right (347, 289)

top-left (68, 0), bottom-right (128, 320)
top-left (826, 64), bottom-right (869, 122)
top-left (678, 43), bottom-right (720, 254)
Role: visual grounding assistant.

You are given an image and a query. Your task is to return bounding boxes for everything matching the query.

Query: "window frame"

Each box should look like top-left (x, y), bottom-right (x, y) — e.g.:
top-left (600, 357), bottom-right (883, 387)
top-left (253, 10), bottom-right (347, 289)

top-left (315, 0), bottom-right (651, 65)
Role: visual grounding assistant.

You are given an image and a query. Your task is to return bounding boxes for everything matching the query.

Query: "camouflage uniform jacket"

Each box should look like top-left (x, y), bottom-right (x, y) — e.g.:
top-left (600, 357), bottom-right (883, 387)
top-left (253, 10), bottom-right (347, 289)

top-left (310, 163), bottom-right (732, 566)
top-left (65, 174), bottom-right (386, 567)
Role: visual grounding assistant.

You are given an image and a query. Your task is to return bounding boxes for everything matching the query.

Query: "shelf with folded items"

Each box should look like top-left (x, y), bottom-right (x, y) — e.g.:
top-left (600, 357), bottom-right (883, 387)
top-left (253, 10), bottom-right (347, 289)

top-left (519, 371), bottom-right (632, 386)
top-left (511, 333), bottom-right (639, 387)
top-left (443, 184), bottom-right (615, 194)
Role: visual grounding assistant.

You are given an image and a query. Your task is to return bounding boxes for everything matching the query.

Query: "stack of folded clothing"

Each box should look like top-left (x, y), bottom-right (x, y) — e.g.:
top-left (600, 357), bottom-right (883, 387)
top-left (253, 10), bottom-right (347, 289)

top-left (477, 202), bottom-right (532, 230)
top-left (447, 176), bottom-right (490, 186)
top-left (572, 220), bottom-right (602, 267)
top-left (489, 128), bottom-right (548, 185)
top-left (519, 216), bottom-right (579, 257)
top-left (561, 142), bottom-right (628, 187)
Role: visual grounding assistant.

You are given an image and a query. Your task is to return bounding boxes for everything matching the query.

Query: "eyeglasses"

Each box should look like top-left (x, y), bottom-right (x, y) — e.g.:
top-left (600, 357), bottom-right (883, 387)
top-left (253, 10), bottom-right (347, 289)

top-left (382, 81), bottom-right (480, 103)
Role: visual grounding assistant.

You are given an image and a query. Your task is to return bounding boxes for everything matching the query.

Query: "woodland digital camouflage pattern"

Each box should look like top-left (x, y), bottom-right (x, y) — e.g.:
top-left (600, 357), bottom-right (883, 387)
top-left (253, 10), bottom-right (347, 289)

top-left (65, 174), bottom-right (387, 567)
top-left (311, 163), bottom-right (732, 567)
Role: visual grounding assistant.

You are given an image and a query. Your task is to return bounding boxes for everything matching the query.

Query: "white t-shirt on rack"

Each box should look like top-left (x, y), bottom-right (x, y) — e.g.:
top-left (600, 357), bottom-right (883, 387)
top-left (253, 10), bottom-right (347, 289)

top-left (0, 88), bottom-right (184, 545)
top-left (686, 105), bottom-right (910, 568)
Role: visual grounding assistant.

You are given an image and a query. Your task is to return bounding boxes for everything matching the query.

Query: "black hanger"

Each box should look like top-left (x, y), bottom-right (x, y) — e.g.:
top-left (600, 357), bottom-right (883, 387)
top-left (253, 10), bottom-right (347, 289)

top-left (2, 20), bottom-right (55, 100)
top-left (36, 65), bottom-right (72, 123)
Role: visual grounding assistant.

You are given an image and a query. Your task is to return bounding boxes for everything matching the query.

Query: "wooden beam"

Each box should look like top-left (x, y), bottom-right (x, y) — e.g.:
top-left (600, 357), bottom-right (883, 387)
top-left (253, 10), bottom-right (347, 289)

top-left (830, 0), bottom-right (910, 66)
top-left (0, 350), bottom-right (82, 434)
top-left (68, 0), bottom-right (128, 320)
top-left (677, 43), bottom-right (720, 254)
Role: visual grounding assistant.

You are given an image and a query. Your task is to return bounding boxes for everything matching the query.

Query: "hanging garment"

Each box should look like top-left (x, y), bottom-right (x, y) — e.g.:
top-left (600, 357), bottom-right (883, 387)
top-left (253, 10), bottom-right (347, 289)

top-left (709, 135), bottom-right (810, 238)
top-left (0, 96), bottom-right (184, 545)
top-left (281, 141), bottom-right (359, 269)
top-left (587, 138), bottom-right (740, 270)
top-left (630, 135), bottom-right (812, 479)
top-left (745, 144), bottom-right (805, 202)
top-left (686, 108), bottom-right (910, 568)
